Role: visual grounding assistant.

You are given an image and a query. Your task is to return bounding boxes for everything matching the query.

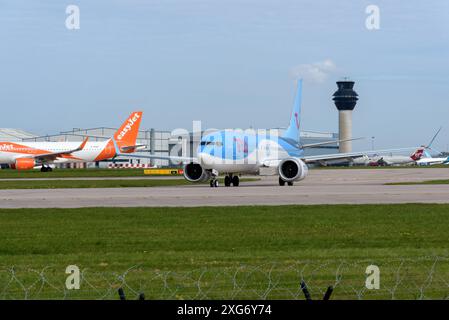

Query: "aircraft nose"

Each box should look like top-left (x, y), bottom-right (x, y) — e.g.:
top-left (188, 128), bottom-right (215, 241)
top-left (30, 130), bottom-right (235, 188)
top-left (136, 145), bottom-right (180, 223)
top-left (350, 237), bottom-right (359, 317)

top-left (197, 152), bottom-right (206, 165)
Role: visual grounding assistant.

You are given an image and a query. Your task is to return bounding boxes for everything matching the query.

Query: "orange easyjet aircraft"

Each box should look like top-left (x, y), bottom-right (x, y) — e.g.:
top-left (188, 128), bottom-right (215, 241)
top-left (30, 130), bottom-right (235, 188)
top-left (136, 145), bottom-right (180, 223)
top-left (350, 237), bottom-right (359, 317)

top-left (0, 111), bottom-right (143, 171)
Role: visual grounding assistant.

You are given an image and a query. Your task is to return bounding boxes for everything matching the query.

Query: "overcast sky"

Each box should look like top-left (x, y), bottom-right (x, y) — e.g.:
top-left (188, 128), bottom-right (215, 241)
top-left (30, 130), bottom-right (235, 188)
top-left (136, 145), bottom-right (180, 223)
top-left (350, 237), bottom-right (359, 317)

top-left (1, 0), bottom-right (448, 151)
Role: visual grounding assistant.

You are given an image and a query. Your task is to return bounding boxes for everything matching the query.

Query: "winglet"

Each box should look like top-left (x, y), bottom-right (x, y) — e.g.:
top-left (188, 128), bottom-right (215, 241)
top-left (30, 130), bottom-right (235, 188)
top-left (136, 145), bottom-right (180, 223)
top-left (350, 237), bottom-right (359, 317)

top-left (77, 137), bottom-right (89, 151)
top-left (425, 127), bottom-right (442, 149)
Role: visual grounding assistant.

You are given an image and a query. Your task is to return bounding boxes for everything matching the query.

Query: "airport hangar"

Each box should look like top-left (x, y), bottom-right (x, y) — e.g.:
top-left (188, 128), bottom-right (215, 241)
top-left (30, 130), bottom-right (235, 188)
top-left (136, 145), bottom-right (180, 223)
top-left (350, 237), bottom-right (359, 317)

top-left (0, 127), bottom-right (339, 169)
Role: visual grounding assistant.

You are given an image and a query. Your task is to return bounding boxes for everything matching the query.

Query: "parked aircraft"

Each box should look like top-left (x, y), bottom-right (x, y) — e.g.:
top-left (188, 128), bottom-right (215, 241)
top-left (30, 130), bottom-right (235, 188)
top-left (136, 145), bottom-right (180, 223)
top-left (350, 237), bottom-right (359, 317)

top-left (353, 127), bottom-right (442, 166)
top-left (416, 150), bottom-right (449, 166)
top-left (0, 111), bottom-right (143, 171)
top-left (352, 148), bottom-right (424, 166)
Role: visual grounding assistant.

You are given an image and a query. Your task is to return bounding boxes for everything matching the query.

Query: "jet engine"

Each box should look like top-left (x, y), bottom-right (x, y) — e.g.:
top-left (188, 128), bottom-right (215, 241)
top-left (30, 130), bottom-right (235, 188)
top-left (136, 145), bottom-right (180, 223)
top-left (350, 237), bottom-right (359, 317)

top-left (11, 158), bottom-right (36, 170)
top-left (183, 162), bottom-right (211, 182)
top-left (278, 158), bottom-right (308, 182)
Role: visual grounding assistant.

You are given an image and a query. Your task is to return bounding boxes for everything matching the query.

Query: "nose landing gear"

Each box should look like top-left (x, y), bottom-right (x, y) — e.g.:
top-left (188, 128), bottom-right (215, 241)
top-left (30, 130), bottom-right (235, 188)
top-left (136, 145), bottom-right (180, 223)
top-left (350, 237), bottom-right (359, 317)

top-left (209, 169), bottom-right (220, 188)
top-left (209, 179), bottom-right (219, 187)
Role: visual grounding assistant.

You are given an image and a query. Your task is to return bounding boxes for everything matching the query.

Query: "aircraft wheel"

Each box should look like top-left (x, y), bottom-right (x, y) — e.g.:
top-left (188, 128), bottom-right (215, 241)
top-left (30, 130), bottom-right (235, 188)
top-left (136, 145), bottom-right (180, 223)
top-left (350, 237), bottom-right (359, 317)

top-left (224, 176), bottom-right (231, 187)
top-left (210, 180), bottom-right (219, 188)
top-left (287, 181), bottom-right (294, 186)
top-left (279, 177), bottom-right (286, 186)
top-left (40, 166), bottom-right (47, 172)
top-left (47, 166), bottom-right (53, 172)
top-left (232, 175), bottom-right (239, 187)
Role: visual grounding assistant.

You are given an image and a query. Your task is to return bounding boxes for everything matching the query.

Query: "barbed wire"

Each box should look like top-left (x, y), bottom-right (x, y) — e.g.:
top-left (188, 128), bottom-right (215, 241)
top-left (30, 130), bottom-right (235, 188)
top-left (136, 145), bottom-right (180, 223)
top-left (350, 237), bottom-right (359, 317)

top-left (0, 256), bottom-right (448, 300)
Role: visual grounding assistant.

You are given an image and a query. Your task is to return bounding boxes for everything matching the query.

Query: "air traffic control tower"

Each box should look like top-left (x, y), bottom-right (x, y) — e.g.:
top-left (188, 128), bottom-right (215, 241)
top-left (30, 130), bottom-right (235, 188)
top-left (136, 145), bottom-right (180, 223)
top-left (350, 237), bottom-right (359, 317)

top-left (332, 80), bottom-right (358, 153)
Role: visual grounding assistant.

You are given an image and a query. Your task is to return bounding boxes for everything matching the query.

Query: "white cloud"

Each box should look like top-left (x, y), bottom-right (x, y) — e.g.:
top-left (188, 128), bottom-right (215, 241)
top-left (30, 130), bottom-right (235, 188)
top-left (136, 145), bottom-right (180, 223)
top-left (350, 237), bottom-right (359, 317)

top-left (290, 59), bottom-right (337, 83)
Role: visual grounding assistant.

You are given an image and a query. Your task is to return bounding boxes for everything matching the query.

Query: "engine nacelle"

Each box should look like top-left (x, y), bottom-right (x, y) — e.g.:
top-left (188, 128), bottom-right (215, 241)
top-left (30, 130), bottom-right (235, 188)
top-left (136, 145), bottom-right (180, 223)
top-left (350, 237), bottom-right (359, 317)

top-left (11, 158), bottom-right (36, 170)
top-left (183, 162), bottom-right (211, 182)
top-left (278, 158), bottom-right (308, 182)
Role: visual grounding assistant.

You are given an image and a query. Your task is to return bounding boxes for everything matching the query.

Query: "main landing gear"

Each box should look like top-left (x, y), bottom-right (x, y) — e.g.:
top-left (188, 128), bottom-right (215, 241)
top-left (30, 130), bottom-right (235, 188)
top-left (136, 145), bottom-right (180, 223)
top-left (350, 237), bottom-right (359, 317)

top-left (224, 174), bottom-right (239, 187)
top-left (279, 177), bottom-right (293, 186)
top-left (40, 165), bottom-right (53, 172)
top-left (210, 173), bottom-right (240, 188)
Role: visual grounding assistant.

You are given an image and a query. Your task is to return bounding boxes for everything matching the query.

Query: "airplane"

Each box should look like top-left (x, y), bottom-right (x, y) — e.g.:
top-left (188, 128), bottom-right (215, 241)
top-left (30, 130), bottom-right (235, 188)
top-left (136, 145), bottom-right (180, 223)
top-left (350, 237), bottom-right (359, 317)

top-left (414, 128), bottom-right (449, 165)
top-left (116, 80), bottom-right (418, 187)
top-left (352, 127), bottom-right (445, 166)
top-left (0, 111), bottom-right (144, 171)
top-left (416, 154), bottom-right (449, 166)
top-left (352, 148), bottom-right (424, 166)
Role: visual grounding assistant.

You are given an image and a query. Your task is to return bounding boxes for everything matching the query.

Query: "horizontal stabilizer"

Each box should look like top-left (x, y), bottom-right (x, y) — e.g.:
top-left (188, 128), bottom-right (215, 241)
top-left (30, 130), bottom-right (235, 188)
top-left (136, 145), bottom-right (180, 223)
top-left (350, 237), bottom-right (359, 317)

top-left (120, 144), bottom-right (147, 152)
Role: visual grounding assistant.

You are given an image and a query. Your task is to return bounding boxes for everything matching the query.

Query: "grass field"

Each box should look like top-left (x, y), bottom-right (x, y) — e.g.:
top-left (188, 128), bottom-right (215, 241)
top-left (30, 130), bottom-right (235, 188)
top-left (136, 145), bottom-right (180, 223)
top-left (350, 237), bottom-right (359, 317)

top-left (0, 179), bottom-right (189, 189)
top-left (0, 204), bottom-right (448, 300)
top-left (387, 179), bottom-right (449, 185)
top-left (0, 178), bottom-right (258, 189)
top-left (0, 168), bottom-right (154, 179)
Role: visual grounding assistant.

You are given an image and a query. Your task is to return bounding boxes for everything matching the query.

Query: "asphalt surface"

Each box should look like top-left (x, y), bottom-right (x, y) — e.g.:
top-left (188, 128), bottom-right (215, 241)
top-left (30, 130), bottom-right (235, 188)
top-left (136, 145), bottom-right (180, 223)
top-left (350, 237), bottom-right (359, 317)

top-left (1, 168), bottom-right (449, 208)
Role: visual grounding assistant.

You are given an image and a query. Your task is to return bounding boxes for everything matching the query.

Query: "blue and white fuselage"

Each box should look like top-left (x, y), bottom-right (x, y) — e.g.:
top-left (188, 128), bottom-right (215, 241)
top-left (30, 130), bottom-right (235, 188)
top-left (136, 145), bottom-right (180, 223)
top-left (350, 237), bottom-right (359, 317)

top-left (197, 130), bottom-right (303, 174)
top-left (183, 80), bottom-right (309, 186)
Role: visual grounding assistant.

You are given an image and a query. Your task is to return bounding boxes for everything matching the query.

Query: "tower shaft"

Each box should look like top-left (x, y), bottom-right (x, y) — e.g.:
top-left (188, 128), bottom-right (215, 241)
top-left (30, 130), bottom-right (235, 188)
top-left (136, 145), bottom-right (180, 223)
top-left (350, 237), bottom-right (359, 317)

top-left (338, 110), bottom-right (352, 153)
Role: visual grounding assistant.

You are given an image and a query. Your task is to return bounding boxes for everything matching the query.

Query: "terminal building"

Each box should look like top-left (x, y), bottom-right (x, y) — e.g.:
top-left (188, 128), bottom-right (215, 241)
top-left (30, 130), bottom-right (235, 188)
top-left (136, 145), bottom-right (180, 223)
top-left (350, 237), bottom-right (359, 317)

top-left (1, 127), bottom-right (339, 168)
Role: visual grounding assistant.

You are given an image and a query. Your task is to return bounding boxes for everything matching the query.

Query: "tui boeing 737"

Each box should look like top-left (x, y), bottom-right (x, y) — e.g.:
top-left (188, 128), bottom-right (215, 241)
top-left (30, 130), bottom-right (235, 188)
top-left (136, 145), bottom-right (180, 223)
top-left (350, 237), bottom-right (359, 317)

top-left (117, 81), bottom-right (417, 187)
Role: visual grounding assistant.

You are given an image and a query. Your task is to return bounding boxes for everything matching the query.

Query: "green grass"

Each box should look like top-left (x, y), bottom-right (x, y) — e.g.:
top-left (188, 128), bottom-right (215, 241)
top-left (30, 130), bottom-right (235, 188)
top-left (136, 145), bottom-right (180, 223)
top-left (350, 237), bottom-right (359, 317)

top-left (0, 179), bottom-right (189, 189)
top-left (0, 168), bottom-right (168, 179)
top-left (0, 204), bottom-right (448, 299)
top-left (387, 179), bottom-right (449, 185)
top-left (0, 178), bottom-right (258, 189)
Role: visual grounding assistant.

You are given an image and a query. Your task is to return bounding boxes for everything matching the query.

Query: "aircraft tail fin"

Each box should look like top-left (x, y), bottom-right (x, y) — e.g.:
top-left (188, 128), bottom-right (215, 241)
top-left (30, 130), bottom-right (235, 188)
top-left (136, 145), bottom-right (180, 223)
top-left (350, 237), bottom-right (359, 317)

top-left (113, 111), bottom-right (143, 153)
top-left (282, 79), bottom-right (302, 143)
top-left (410, 148), bottom-right (424, 161)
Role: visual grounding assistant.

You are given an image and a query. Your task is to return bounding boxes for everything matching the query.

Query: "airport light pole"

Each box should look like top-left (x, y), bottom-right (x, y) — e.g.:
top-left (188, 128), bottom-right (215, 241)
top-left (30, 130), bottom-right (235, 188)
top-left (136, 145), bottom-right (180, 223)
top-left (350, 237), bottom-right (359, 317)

top-left (332, 80), bottom-right (359, 153)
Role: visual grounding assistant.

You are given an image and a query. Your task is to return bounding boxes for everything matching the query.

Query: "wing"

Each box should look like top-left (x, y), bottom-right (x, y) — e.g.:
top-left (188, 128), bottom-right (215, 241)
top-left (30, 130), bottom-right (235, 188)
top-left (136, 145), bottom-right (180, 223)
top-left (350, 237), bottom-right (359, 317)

top-left (261, 147), bottom-right (419, 167)
top-left (300, 137), bottom-right (363, 149)
top-left (301, 147), bottom-right (419, 164)
top-left (31, 138), bottom-right (89, 162)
